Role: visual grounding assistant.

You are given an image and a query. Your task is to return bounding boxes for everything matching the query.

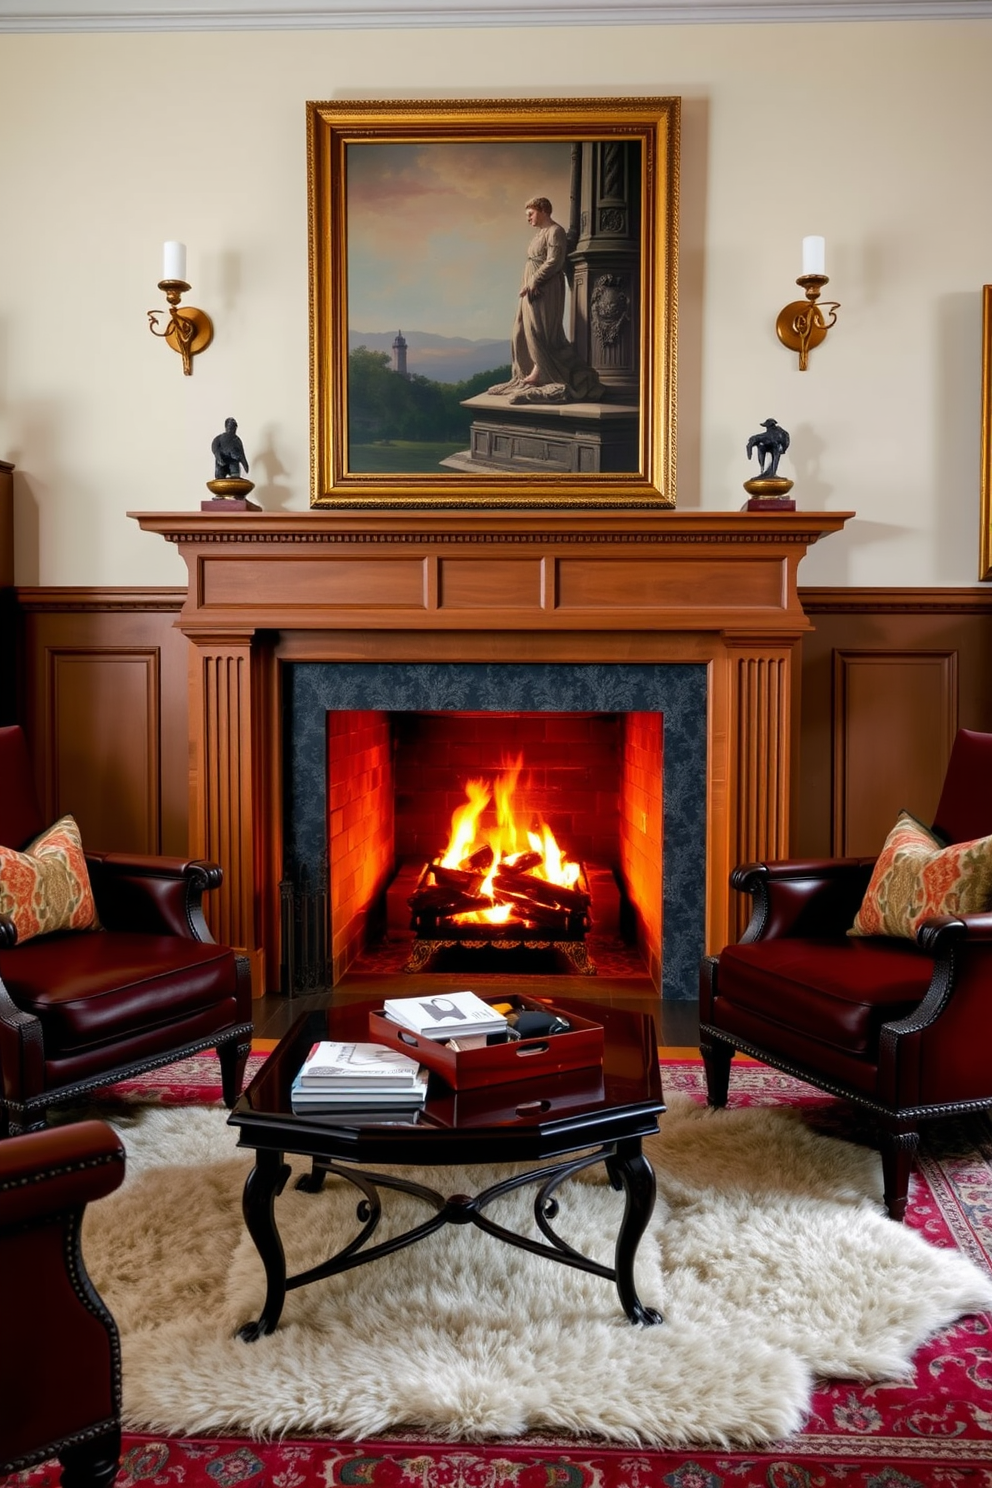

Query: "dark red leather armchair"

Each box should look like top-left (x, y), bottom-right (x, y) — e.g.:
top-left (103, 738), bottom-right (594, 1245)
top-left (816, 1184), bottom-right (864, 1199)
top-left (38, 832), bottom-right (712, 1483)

top-left (0, 725), bottom-right (253, 1134)
top-left (700, 728), bottom-right (992, 1221)
top-left (0, 1119), bottom-right (125, 1486)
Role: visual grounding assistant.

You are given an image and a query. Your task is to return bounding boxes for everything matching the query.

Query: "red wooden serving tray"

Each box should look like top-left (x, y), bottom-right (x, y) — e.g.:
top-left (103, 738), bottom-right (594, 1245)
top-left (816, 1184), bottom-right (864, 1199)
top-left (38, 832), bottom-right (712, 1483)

top-left (368, 993), bottom-right (603, 1091)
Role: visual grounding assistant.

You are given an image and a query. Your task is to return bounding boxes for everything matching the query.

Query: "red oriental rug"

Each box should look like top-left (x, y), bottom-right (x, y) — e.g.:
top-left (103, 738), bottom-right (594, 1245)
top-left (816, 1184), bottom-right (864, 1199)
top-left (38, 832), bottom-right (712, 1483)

top-left (5, 1053), bottom-right (992, 1488)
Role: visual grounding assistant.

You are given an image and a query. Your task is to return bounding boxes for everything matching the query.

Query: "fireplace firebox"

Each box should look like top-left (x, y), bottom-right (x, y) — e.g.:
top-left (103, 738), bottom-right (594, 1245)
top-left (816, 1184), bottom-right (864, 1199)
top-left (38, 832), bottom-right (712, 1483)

top-left (325, 709), bottom-right (661, 984)
top-left (284, 663), bottom-right (706, 999)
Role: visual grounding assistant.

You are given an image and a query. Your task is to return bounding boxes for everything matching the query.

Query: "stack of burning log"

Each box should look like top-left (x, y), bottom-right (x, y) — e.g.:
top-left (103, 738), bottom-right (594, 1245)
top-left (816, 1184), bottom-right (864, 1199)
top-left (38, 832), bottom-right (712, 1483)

top-left (409, 845), bottom-right (592, 941)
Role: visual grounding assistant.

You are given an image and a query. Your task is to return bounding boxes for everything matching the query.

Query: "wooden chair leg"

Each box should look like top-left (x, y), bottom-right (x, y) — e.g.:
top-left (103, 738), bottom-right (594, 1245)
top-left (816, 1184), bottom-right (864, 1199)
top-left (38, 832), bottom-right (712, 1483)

top-left (699, 1034), bottom-right (734, 1107)
top-left (218, 1036), bottom-right (251, 1108)
top-left (58, 1425), bottom-right (121, 1488)
top-left (879, 1122), bottom-right (920, 1222)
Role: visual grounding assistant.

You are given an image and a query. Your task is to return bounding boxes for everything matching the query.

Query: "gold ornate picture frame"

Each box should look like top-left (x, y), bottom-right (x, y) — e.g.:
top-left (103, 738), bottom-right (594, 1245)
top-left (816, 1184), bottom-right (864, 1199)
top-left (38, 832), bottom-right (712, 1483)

top-left (981, 286), bottom-right (992, 579)
top-left (307, 97), bottom-right (679, 509)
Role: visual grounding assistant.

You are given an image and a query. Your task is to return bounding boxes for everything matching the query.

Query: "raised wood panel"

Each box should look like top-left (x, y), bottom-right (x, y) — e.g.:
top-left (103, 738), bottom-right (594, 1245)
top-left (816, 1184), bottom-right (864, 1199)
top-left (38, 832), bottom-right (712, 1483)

top-left (16, 590), bottom-right (189, 856)
top-left (797, 588), bottom-right (992, 859)
top-left (48, 649), bottom-right (160, 851)
top-left (556, 556), bottom-right (785, 610)
top-left (199, 557), bottom-right (428, 611)
top-left (832, 651), bottom-right (956, 856)
top-left (438, 559), bottom-right (542, 608)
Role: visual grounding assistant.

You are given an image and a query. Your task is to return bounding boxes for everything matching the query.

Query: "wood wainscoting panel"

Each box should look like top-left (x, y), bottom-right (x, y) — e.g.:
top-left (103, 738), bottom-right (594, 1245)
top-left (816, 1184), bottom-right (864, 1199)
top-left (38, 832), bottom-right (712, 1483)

top-left (16, 589), bottom-right (189, 856)
top-left (832, 650), bottom-right (957, 857)
top-left (48, 648), bottom-right (161, 852)
top-left (798, 588), bottom-right (992, 859)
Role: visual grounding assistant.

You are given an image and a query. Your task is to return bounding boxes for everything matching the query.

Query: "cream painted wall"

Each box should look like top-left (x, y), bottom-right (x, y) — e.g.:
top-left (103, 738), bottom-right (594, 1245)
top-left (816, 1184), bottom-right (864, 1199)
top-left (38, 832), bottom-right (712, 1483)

top-left (1, 20), bottom-right (990, 586)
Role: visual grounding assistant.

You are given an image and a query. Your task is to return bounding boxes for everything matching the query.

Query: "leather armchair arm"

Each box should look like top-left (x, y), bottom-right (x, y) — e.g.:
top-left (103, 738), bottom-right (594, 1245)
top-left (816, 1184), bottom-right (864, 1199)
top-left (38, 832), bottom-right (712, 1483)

top-left (85, 852), bottom-right (223, 940)
top-left (916, 910), bottom-right (992, 954)
top-left (0, 1120), bottom-right (125, 1230)
top-left (733, 857), bottom-right (877, 942)
top-left (875, 911), bottom-right (992, 1109)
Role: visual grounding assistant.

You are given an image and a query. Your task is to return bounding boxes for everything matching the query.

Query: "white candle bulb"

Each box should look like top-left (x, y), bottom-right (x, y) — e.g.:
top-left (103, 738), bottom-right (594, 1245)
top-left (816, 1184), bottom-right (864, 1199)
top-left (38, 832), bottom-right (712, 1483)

top-left (162, 241), bottom-right (187, 282)
top-left (802, 236), bottom-right (825, 276)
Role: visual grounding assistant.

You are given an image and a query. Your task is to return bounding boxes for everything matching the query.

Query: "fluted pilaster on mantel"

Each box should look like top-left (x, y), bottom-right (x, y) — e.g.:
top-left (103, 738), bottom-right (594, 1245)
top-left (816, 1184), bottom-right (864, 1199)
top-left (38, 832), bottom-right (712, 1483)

top-left (187, 636), bottom-right (264, 987)
top-left (131, 507), bottom-right (851, 996)
top-left (729, 646), bottom-right (794, 940)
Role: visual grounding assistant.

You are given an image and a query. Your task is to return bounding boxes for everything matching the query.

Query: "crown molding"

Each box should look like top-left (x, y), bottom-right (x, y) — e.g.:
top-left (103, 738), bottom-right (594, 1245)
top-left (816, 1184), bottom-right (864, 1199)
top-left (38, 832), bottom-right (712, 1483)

top-left (0, 0), bottom-right (990, 32)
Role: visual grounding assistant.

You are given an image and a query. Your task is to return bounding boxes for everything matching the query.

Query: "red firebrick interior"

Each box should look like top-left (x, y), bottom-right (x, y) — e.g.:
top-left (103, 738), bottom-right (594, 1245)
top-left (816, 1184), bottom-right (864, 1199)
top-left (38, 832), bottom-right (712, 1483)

top-left (328, 710), bottom-right (662, 986)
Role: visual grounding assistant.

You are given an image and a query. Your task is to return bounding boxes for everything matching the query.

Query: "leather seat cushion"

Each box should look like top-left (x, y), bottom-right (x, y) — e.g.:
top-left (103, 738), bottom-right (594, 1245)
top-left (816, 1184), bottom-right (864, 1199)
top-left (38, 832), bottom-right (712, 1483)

top-left (0, 931), bottom-right (238, 1054)
top-left (715, 936), bottom-right (935, 1056)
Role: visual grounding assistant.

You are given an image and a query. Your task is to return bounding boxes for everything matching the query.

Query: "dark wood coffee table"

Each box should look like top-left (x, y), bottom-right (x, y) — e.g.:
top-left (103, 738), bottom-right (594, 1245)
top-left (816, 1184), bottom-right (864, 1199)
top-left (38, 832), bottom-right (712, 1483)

top-left (228, 996), bottom-right (665, 1338)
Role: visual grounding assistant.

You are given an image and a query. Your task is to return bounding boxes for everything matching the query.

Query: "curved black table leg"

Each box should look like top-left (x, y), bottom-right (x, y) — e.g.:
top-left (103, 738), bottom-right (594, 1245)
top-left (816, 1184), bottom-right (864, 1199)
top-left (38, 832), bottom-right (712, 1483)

top-left (238, 1147), bottom-right (292, 1341)
top-left (608, 1137), bottom-right (663, 1326)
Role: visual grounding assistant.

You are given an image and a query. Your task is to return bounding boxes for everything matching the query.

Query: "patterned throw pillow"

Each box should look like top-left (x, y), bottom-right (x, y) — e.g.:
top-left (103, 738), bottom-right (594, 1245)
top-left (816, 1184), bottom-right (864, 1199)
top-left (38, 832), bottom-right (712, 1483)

top-left (850, 809), bottom-right (992, 939)
top-left (0, 815), bottom-right (99, 944)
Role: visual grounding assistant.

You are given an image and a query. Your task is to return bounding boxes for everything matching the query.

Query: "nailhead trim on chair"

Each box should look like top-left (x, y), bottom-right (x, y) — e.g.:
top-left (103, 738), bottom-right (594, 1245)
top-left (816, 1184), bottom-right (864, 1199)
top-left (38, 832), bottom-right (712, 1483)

top-left (698, 1021), bottom-right (992, 1123)
top-left (1, 1416), bottom-right (122, 1478)
top-left (0, 1149), bottom-right (123, 1194)
top-left (2, 1023), bottom-right (254, 1133)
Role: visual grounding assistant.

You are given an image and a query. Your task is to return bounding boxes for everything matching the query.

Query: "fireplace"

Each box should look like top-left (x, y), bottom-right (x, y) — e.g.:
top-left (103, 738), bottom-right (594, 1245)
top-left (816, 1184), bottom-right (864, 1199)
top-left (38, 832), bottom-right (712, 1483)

top-left (131, 506), bottom-right (849, 1000)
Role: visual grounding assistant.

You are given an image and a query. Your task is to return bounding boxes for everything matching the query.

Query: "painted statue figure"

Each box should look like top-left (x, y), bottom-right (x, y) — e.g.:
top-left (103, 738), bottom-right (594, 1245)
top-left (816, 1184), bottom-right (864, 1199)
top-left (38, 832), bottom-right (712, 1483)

top-left (488, 197), bottom-right (606, 406)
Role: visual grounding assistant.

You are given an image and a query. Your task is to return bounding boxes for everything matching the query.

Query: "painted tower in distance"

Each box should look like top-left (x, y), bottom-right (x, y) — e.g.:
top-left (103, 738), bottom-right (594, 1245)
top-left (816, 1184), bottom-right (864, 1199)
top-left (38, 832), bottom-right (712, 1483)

top-left (392, 330), bottom-right (409, 377)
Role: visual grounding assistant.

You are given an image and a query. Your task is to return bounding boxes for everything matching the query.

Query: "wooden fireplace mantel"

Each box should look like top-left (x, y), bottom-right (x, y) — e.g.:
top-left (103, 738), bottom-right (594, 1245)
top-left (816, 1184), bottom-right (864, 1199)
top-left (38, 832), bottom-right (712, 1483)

top-left (131, 506), bottom-right (851, 995)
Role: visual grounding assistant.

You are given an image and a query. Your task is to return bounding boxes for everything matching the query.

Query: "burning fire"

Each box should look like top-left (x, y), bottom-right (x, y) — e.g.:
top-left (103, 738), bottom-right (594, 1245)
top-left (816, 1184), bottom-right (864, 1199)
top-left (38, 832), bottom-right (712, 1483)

top-left (434, 756), bottom-right (581, 926)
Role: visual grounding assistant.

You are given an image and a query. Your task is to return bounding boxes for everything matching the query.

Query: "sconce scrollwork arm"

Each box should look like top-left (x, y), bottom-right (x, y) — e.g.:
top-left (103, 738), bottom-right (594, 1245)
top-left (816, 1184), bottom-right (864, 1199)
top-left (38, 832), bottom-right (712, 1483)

top-left (147, 279), bottom-right (213, 377)
top-left (776, 273), bottom-right (840, 371)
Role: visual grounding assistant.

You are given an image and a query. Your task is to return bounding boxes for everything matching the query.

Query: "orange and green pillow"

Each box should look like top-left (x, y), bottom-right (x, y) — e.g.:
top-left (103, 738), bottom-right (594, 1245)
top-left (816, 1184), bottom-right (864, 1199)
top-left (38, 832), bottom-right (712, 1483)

top-left (850, 809), bottom-right (992, 940)
top-left (0, 815), bottom-right (98, 945)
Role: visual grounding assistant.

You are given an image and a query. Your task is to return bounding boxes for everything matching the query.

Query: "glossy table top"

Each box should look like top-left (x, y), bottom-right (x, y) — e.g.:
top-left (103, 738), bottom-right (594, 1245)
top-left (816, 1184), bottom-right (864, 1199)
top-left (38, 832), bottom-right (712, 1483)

top-left (230, 994), bottom-right (665, 1166)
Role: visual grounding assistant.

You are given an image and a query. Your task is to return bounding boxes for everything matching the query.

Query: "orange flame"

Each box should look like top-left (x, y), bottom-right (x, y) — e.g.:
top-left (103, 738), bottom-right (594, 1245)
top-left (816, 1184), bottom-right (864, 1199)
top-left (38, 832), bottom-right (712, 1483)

top-left (436, 755), bottom-right (580, 924)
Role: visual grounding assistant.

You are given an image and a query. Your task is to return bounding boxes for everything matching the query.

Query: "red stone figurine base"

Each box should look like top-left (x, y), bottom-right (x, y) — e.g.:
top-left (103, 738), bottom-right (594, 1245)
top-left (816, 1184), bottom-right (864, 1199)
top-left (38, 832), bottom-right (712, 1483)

top-left (202, 477), bottom-right (259, 512)
top-left (742, 497), bottom-right (796, 512)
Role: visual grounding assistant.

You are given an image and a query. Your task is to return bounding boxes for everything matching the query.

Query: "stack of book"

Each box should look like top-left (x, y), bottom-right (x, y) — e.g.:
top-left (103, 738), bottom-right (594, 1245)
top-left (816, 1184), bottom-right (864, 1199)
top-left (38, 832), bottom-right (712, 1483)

top-left (382, 991), bottom-right (509, 1046)
top-left (290, 1040), bottom-right (428, 1115)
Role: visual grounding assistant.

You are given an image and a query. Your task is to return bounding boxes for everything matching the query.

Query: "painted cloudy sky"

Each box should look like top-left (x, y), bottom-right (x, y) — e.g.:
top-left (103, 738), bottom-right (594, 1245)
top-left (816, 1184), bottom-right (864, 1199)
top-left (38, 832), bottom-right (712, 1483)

top-left (346, 140), bottom-right (574, 342)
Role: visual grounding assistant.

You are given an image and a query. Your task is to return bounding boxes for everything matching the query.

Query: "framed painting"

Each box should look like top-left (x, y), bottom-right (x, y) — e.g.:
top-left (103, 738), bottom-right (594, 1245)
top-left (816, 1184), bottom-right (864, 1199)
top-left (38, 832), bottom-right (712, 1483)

top-left (307, 96), bottom-right (679, 508)
top-left (981, 285), bottom-right (992, 579)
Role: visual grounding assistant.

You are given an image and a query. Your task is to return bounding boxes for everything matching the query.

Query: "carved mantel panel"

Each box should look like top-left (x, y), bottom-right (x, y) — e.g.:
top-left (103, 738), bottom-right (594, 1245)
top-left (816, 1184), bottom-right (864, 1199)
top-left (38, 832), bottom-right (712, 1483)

top-left (131, 507), bottom-right (850, 995)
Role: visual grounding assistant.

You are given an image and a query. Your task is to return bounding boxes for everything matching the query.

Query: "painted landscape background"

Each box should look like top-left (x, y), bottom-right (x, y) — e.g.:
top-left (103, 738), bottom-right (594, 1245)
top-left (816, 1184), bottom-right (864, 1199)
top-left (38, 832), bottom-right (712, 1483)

top-left (346, 138), bottom-right (573, 472)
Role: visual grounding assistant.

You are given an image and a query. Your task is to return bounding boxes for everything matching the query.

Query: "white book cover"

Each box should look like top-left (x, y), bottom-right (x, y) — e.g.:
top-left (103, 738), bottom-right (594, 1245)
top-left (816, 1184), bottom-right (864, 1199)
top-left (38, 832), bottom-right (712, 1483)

top-left (382, 991), bottom-right (508, 1040)
top-left (291, 1068), bottom-right (428, 1105)
top-left (299, 1041), bottom-right (422, 1087)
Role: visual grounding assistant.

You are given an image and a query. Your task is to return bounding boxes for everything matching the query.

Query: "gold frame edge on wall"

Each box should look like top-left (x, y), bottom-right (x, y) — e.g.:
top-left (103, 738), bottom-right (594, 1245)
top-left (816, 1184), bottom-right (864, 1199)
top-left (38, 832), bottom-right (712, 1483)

top-left (981, 286), bottom-right (992, 580)
top-left (307, 96), bottom-right (680, 510)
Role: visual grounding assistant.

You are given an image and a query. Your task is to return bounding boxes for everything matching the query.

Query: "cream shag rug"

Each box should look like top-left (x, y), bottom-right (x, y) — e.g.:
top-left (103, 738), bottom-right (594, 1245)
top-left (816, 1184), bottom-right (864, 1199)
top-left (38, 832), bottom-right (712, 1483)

top-left (81, 1096), bottom-right (992, 1448)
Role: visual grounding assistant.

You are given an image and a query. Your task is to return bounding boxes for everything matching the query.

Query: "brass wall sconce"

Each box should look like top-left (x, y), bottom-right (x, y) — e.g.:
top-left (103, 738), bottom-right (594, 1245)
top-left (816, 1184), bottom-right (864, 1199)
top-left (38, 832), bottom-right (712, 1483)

top-left (147, 241), bottom-right (213, 376)
top-left (776, 236), bottom-right (840, 371)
